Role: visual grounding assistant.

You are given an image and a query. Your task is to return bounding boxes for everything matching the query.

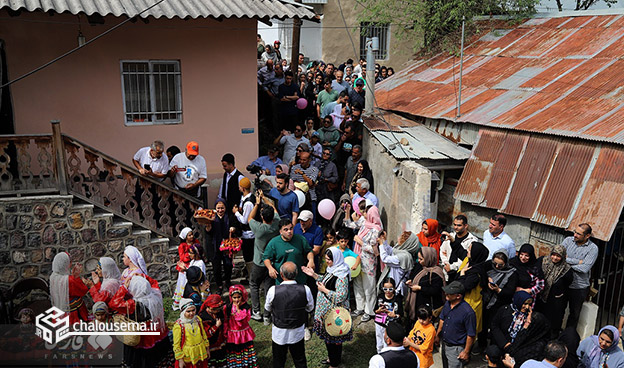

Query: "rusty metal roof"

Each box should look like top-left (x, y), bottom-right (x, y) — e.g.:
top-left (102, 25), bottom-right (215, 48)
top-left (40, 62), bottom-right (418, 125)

top-left (455, 128), bottom-right (624, 240)
top-left (376, 12), bottom-right (624, 145)
top-left (0, 0), bottom-right (318, 20)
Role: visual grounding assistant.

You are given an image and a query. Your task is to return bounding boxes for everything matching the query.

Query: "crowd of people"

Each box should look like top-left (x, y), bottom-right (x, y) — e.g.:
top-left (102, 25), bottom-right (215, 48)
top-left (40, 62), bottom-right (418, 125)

top-left (257, 36), bottom-right (394, 141)
top-left (30, 38), bottom-right (623, 368)
top-left (47, 135), bottom-right (624, 368)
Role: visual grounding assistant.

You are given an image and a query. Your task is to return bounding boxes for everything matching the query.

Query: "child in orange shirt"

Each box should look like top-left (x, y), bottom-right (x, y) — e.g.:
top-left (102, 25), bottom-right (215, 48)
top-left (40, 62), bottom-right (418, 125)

top-left (405, 306), bottom-right (436, 368)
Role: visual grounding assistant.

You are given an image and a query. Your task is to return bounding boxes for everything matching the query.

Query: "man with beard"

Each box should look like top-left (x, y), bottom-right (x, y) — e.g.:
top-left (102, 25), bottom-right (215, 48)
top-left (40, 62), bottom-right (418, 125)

top-left (269, 173), bottom-right (300, 225)
top-left (263, 220), bottom-right (314, 285)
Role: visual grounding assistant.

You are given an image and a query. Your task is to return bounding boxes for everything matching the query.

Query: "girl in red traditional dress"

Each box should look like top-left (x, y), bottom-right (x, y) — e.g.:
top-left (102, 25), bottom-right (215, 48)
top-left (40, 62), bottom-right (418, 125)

top-left (50, 252), bottom-right (89, 324)
top-left (200, 294), bottom-right (228, 368)
top-left (121, 245), bottom-right (160, 290)
top-left (224, 285), bottom-right (258, 368)
top-left (173, 227), bottom-right (203, 310)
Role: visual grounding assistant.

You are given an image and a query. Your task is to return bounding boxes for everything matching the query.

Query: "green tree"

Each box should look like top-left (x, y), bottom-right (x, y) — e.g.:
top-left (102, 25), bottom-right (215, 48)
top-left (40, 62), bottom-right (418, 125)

top-left (357, 0), bottom-right (538, 53)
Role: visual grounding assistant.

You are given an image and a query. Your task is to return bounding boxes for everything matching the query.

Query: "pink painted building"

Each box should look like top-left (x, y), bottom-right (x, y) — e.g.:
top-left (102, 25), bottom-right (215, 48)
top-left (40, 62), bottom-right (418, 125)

top-left (0, 0), bottom-right (316, 198)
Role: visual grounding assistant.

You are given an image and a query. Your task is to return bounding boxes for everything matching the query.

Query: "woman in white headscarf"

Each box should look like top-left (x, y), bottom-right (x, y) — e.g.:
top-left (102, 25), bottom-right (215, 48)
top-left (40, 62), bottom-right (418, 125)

top-left (377, 231), bottom-right (421, 296)
top-left (50, 252), bottom-right (89, 324)
top-left (302, 247), bottom-right (352, 368)
top-left (120, 245), bottom-right (149, 285)
top-left (110, 275), bottom-right (172, 367)
top-left (86, 257), bottom-right (122, 304)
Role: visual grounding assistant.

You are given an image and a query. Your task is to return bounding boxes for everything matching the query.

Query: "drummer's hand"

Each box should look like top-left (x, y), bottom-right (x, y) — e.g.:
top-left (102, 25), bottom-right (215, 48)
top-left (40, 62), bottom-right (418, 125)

top-left (351, 265), bottom-right (358, 270)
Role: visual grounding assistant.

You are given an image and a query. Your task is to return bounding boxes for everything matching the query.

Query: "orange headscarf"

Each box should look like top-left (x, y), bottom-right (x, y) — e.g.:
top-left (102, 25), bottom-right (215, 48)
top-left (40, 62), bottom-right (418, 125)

top-left (416, 219), bottom-right (441, 261)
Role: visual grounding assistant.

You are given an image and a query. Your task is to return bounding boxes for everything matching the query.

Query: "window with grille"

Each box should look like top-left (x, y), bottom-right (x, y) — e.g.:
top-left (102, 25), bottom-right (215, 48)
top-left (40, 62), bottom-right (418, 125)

top-left (359, 23), bottom-right (390, 60)
top-left (121, 60), bottom-right (182, 125)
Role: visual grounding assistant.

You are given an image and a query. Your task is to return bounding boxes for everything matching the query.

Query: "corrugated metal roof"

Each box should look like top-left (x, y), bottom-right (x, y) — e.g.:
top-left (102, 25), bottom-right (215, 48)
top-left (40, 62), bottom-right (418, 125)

top-left (365, 114), bottom-right (471, 161)
top-left (0, 0), bottom-right (318, 20)
top-left (376, 13), bottom-right (624, 145)
top-left (455, 128), bottom-right (624, 240)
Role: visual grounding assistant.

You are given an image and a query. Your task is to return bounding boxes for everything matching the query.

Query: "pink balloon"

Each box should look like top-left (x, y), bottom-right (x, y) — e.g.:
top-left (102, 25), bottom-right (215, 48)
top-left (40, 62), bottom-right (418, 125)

top-left (318, 199), bottom-right (336, 220)
top-left (296, 98), bottom-right (308, 110)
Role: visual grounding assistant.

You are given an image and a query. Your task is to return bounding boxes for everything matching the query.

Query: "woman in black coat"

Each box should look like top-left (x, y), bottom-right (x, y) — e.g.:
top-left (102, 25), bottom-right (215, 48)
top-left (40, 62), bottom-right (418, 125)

top-left (491, 291), bottom-right (550, 367)
top-left (479, 250), bottom-right (518, 348)
top-left (204, 198), bottom-right (235, 294)
top-left (535, 244), bottom-right (574, 338)
top-left (509, 243), bottom-right (544, 303)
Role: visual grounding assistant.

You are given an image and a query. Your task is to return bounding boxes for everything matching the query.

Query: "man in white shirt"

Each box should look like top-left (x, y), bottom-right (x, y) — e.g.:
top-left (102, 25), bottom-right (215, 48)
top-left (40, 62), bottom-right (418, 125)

top-left (265, 261), bottom-right (314, 368)
top-left (483, 213), bottom-right (516, 260)
top-left (168, 141), bottom-right (207, 198)
top-left (440, 214), bottom-right (478, 279)
top-left (233, 177), bottom-right (256, 283)
top-left (352, 178), bottom-right (378, 209)
top-left (368, 321), bottom-right (419, 368)
top-left (132, 140), bottom-right (169, 181)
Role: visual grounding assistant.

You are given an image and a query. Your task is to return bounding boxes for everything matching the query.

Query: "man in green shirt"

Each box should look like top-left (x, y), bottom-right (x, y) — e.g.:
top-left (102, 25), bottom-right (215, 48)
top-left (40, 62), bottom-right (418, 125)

top-left (248, 190), bottom-right (280, 322)
top-left (263, 219), bottom-right (314, 286)
top-left (316, 77), bottom-right (339, 119)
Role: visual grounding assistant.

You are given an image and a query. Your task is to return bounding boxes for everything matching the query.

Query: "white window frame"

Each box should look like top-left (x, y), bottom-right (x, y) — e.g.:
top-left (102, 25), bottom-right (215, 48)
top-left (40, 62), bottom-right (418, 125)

top-left (359, 23), bottom-right (391, 61)
top-left (120, 60), bottom-right (183, 126)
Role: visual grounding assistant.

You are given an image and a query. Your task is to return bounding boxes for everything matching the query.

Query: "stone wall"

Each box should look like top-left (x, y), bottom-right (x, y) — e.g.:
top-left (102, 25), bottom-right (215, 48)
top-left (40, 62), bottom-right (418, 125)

top-left (363, 129), bottom-right (434, 241)
top-left (0, 195), bottom-right (176, 297)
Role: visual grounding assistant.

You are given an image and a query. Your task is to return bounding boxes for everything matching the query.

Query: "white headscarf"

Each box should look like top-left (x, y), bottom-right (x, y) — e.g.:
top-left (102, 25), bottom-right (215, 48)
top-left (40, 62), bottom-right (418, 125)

top-left (50, 252), bottom-right (70, 312)
top-left (128, 276), bottom-right (165, 328)
top-left (92, 301), bottom-right (109, 314)
top-left (178, 298), bottom-right (197, 324)
top-left (326, 247), bottom-right (351, 279)
top-left (99, 257), bottom-right (122, 295)
top-left (179, 227), bottom-right (192, 240)
top-left (124, 246), bottom-right (149, 276)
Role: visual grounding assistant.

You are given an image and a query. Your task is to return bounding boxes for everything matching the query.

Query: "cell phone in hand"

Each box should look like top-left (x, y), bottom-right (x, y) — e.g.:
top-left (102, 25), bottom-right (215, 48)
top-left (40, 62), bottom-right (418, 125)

top-left (144, 164), bottom-right (151, 171)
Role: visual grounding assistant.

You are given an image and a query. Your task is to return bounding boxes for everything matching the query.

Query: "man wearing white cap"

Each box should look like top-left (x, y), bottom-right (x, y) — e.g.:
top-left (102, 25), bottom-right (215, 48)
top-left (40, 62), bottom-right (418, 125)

top-left (294, 210), bottom-right (324, 267)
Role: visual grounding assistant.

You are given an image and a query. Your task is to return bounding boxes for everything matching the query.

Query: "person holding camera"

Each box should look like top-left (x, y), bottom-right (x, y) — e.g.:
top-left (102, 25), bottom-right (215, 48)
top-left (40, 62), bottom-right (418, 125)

top-left (248, 190), bottom-right (280, 324)
top-left (250, 145), bottom-right (283, 176)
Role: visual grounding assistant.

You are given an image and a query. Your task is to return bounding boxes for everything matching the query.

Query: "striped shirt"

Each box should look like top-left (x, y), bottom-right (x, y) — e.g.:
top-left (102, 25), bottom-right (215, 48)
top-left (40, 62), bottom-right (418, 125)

top-left (562, 236), bottom-right (599, 289)
top-left (290, 164), bottom-right (319, 201)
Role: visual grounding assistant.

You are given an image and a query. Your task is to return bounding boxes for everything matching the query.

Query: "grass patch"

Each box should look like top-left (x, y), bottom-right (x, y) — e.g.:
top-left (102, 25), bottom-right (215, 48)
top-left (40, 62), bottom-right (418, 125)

top-left (163, 296), bottom-right (377, 367)
top-left (251, 318), bottom-right (376, 368)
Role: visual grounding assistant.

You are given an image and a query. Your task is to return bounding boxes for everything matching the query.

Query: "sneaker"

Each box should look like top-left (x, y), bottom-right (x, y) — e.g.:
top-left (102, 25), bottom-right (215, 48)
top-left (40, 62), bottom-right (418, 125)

top-left (263, 317), bottom-right (271, 326)
top-left (304, 328), bottom-right (311, 341)
top-left (361, 314), bottom-right (372, 322)
top-left (251, 311), bottom-right (263, 321)
top-left (351, 309), bottom-right (364, 317)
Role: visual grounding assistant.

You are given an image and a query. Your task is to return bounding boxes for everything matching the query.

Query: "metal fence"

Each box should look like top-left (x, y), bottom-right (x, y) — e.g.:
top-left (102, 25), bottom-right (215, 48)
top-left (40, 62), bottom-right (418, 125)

top-left (594, 222), bottom-right (624, 330)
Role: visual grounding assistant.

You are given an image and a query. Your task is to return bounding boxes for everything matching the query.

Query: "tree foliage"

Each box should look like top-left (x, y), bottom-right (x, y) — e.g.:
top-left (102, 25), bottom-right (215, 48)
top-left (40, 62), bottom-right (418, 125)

top-left (551, 0), bottom-right (618, 11)
top-left (357, 0), bottom-right (539, 53)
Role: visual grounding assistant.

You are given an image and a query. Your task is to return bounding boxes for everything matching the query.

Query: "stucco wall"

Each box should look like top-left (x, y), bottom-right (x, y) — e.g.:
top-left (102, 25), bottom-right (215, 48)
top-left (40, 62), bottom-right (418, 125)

top-left (1, 11), bottom-right (259, 197)
top-left (363, 129), bottom-right (432, 241)
top-left (320, 0), bottom-right (416, 69)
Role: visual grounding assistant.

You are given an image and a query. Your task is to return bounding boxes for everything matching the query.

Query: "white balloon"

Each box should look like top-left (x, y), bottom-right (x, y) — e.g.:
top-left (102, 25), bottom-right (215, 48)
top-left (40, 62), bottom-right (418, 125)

top-left (294, 190), bottom-right (306, 207)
